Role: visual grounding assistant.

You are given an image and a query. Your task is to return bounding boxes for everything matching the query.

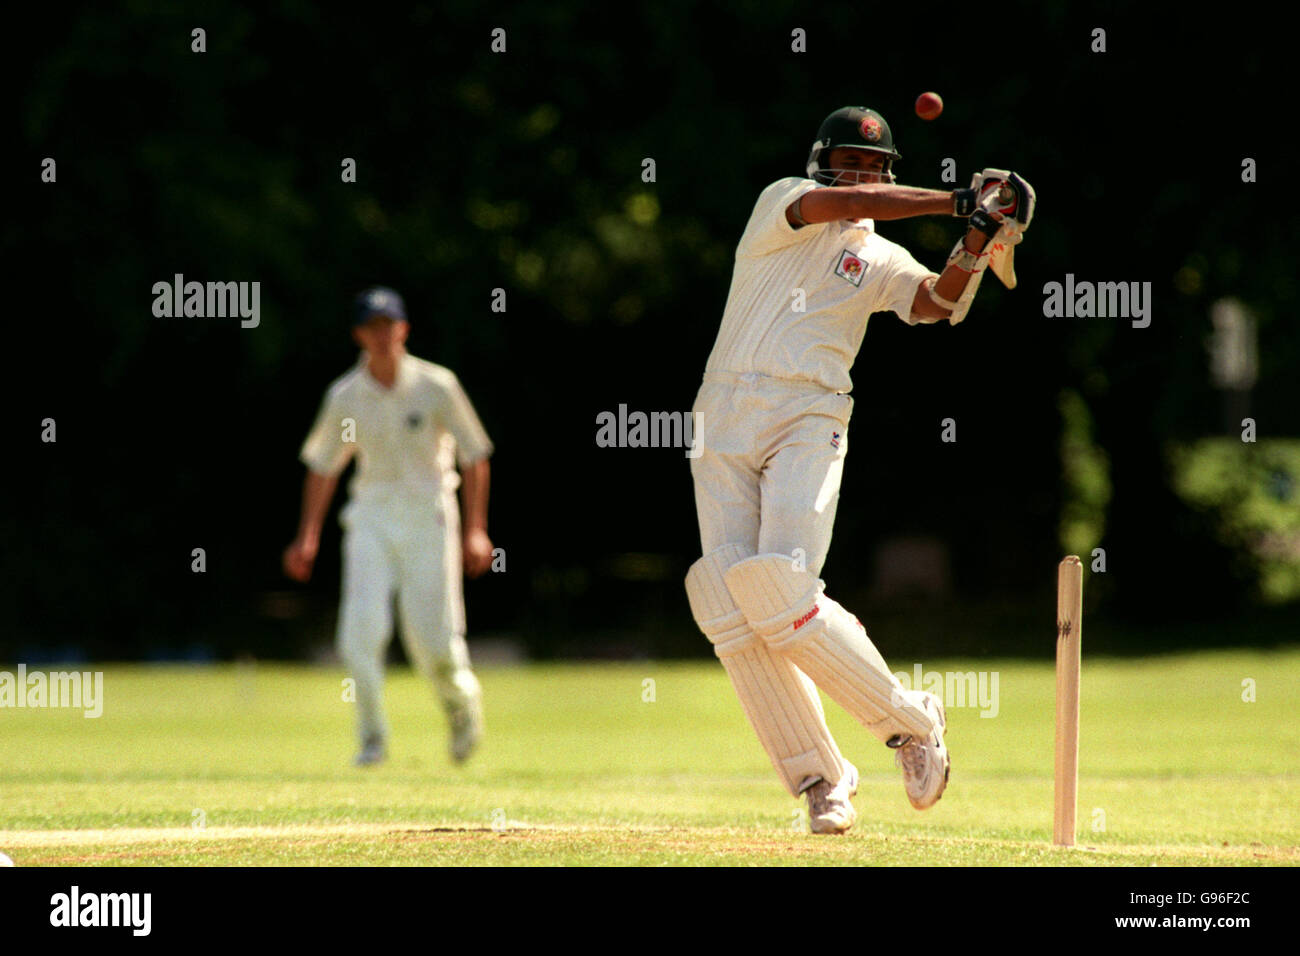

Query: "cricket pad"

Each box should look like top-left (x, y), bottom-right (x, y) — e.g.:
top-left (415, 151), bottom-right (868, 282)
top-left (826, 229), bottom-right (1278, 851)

top-left (723, 553), bottom-right (934, 743)
top-left (686, 544), bottom-right (847, 796)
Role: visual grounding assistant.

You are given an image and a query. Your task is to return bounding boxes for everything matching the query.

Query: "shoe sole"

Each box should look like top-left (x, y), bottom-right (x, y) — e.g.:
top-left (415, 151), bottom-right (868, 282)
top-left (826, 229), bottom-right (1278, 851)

top-left (908, 695), bottom-right (950, 810)
top-left (810, 812), bottom-right (855, 835)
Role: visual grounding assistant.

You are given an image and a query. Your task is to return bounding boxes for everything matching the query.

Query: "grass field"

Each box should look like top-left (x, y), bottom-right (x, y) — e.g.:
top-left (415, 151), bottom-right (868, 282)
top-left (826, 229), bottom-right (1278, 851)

top-left (1, 649), bottom-right (1297, 866)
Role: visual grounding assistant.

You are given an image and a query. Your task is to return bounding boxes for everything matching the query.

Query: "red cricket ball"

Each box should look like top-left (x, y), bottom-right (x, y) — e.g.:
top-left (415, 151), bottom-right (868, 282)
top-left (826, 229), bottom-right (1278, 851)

top-left (915, 92), bottom-right (943, 121)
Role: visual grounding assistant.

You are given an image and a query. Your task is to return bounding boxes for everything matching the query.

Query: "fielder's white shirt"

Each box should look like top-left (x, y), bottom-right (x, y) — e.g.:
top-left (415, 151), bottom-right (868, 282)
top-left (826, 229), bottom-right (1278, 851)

top-left (705, 176), bottom-right (936, 393)
top-left (300, 352), bottom-right (493, 501)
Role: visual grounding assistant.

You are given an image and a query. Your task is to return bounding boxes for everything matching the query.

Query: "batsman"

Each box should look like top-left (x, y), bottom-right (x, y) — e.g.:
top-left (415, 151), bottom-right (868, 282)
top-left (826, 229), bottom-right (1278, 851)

top-left (685, 106), bottom-right (1035, 833)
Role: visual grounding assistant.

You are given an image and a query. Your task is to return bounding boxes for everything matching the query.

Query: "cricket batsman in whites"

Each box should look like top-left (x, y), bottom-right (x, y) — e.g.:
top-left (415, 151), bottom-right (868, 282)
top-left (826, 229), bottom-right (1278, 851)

top-left (284, 287), bottom-right (495, 767)
top-left (685, 106), bottom-right (1035, 832)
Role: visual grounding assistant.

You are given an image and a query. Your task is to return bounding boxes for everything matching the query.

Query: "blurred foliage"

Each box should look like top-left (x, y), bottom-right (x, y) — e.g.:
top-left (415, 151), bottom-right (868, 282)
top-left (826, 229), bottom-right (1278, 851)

top-left (1170, 440), bottom-right (1300, 604)
top-left (1058, 389), bottom-right (1110, 559)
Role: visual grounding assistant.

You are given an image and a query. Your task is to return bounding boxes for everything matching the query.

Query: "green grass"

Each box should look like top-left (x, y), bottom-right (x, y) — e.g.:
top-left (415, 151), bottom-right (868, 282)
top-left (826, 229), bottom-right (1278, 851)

top-left (1, 650), bottom-right (1296, 865)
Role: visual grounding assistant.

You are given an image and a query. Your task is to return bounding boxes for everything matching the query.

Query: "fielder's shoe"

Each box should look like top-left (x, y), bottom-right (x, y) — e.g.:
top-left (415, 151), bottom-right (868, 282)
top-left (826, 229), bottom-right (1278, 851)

top-left (888, 691), bottom-right (949, 809)
top-left (449, 697), bottom-right (483, 764)
top-left (353, 734), bottom-right (386, 767)
top-left (801, 762), bottom-right (859, 835)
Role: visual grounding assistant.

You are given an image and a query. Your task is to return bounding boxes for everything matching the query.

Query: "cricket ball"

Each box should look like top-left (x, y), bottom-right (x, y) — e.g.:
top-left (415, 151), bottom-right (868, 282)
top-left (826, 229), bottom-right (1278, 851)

top-left (915, 92), bottom-right (943, 121)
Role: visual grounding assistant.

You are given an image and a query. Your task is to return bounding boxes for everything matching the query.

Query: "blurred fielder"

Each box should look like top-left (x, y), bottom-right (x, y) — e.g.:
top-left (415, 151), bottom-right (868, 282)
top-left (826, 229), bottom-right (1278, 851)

top-left (284, 287), bottom-right (495, 766)
top-left (685, 106), bottom-right (1034, 832)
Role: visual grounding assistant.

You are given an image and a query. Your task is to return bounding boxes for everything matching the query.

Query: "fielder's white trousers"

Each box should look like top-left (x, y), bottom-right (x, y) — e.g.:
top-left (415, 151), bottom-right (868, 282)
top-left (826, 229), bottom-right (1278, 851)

top-left (337, 490), bottom-right (480, 745)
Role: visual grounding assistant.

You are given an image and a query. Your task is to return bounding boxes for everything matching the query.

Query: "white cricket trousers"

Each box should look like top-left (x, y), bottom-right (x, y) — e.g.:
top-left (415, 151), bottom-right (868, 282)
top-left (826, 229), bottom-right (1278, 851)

top-left (337, 490), bottom-right (481, 746)
top-left (691, 374), bottom-right (852, 575)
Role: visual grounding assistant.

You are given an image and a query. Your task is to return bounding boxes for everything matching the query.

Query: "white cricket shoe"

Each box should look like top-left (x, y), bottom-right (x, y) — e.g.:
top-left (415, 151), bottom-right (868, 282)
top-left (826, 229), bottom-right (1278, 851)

top-left (449, 697), bottom-right (483, 764)
top-left (801, 762), bottom-right (859, 834)
top-left (353, 735), bottom-right (386, 767)
top-left (889, 691), bottom-right (949, 809)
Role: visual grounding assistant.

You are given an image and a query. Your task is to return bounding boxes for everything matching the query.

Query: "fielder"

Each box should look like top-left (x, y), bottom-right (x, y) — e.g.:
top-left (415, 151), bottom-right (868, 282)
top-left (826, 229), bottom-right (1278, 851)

top-left (284, 287), bottom-right (495, 766)
top-left (685, 106), bottom-right (1034, 832)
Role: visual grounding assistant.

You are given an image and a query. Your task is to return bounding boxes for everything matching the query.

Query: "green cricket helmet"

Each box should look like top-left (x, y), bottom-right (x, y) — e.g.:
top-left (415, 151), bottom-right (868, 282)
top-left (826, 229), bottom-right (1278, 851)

top-left (805, 106), bottom-right (901, 185)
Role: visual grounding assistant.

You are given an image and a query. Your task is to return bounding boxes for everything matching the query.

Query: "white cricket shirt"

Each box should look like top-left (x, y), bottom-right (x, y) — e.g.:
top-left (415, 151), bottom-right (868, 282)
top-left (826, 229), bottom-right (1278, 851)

top-left (704, 176), bottom-right (936, 393)
top-left (300, 352), bottom-right (493, 500)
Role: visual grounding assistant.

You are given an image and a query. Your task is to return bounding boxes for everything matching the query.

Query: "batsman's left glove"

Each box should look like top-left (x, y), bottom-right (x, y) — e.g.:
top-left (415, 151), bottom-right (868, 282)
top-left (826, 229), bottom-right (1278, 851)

top-left (974, 168), bottom-right (1036, 231)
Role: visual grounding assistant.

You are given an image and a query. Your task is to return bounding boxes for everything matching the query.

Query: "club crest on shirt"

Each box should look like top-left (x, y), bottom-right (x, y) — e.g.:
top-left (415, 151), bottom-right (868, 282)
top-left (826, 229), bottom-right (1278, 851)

top-left (834, 249), bottom-right (866, 287)
top-left (831, 431), bottom-right (842, 449)
top-left (406, 412), bottom-right (422, 430)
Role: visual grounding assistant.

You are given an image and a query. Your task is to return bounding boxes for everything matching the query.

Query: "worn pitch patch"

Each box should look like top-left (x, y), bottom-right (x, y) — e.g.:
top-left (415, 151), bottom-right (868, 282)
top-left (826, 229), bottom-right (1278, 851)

top-left (0, 821), bottom-right (551, 847)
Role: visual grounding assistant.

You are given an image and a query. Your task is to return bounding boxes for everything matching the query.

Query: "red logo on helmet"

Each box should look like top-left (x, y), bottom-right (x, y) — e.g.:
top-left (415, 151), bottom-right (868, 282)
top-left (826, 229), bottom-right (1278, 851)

top-left (859, 116), bottom-right (882, 143)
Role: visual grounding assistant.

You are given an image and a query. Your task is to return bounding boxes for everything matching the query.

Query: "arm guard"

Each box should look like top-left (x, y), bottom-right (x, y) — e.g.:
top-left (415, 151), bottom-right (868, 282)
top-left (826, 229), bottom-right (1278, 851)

top-left (929, 235), bottom-right (993, 326)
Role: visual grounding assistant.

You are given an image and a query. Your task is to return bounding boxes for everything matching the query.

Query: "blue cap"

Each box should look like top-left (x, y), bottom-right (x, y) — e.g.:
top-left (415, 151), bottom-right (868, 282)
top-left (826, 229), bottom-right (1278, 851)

top-left (353, 287), bottom-right (407, 325)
